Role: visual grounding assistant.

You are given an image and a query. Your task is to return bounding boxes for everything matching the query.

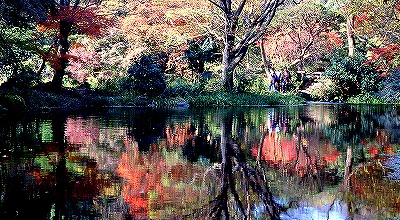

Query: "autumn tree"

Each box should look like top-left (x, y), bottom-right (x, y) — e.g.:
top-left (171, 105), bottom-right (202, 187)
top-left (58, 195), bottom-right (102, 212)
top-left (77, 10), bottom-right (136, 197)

top-left (352, 0), bottom-right (400, 70)
top-left (335, 0), bottom-right (400, 60)
top-left (119, 0), bottom-right (208, 53)
top-left (38, 0), bottom-right (113, 91)
top-left (209, 0), bottom-right (302, 92)
top-left (261, 1), bottom-right (343, 69)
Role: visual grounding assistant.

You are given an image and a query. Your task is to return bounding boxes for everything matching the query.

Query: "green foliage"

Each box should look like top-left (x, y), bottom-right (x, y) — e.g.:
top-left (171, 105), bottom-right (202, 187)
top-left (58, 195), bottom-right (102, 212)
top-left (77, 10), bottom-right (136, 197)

top-left (202, 76), bottom-right (223, 92)
top-left (0, 24), bottom-right (42, 78)
top-left (0, 93), bottom-right (26, 111)
top-left (324, 51), bottom-right (382, 101)
top-left (0, 68), bottom-right (40, 89)
top-left (377, 68), bottom-right (400, 103)
top-left (234, 71), bottom-right (252, 93)
top-left (93, 75), bottom-right (126, 96)
top-left (183, 37), bottom-right (221, 75)
top-left (125, 54), bottom-right (167, 97)
top-left (309, 79), bottom-right (336, 102)
top-left (347, 93), bottom-right (385, 104)
top-left (162, 78), bottom-right (202, 98)
top-left (244, 74), bottom-right (270, 94)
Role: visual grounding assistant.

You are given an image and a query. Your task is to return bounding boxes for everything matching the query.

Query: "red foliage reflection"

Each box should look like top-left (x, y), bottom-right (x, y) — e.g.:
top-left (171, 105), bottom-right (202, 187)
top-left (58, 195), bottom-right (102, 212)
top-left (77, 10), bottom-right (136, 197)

top-left (117, 135), bottom-right (203, 218)
top-left (252, 131), bottom-right (340, 176)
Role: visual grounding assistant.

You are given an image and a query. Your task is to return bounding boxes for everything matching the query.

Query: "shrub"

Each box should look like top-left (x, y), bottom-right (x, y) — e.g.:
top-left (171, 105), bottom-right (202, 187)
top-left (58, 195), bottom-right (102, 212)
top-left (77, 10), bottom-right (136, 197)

top-left (234, 71), bottom-right (252, 93)
top-left (0, 94), bottom-right (26, 111)
top-left (163, 78), bottom-right (201, 98)
top-left (185, 91), bottom-right (306, 107)
top-left (378, 68), bottom-right (400, 103)
top-left (94, 74), bottom-right (129, 96)
top-left (309, 78), bottom-right (336, 102)
top-left (125, 54), bottom-right (166, 97)
top-left (1, 68), bottom-right (40, 90)
top-left (183, 37), bottom-right (221, 77)
top-left (324, 51), bottom-right (382, 101)
top-left (245, 74), bottom-right (270, 94)
top-left (347, 93), bottom-right (385, 104)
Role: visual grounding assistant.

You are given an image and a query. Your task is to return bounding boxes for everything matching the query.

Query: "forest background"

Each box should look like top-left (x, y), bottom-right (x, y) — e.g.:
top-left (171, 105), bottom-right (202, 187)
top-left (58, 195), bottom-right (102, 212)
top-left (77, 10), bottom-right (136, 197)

top-left (1, 0), bottom-right (400, 112)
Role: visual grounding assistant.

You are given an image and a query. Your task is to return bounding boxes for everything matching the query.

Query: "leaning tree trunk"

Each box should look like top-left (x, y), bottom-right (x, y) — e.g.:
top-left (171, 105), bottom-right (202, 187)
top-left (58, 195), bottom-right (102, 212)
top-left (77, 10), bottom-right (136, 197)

top-left (260, 38), bottom-right (271, 75)
top-left (343, 145), bottom-right (353, 189)
top-left (346, 15), bottom-right (355, 57)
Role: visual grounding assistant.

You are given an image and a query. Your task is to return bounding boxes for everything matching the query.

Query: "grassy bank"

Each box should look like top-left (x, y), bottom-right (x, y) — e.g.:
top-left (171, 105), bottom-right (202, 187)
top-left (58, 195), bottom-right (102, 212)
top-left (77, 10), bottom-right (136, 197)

top-left (0, 87), bottom-right (307, 113)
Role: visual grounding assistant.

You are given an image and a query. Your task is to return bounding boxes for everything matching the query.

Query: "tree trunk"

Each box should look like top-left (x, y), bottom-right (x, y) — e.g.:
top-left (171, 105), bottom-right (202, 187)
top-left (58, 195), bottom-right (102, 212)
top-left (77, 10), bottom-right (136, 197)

top-left (221, 32), bottom-right (248, 92)
top-left (260, 38), bottom-right (271, 75)
top-left (221, 56), bottom-right (234, 92)
top-left (210, 0), bottom-right (281, 92)
top-left (221, 19), bottom-right (237, 92)
top-left (346, 15), bottom-right (355, 57)
top-left (51, 19), bottom-right (72, 91)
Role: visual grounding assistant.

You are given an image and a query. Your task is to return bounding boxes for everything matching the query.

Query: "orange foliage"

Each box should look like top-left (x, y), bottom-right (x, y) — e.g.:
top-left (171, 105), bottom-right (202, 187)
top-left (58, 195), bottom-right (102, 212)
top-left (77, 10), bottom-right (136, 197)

top-left (321, 31), bottom-right (345, 51)
top-left (36, 5), bottom-right (114, 74)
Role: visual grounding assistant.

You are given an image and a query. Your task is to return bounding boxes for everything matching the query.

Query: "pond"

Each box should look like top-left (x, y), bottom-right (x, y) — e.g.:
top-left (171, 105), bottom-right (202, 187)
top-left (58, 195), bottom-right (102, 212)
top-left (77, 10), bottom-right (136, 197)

top-left (0, 105), bottom-right (399, 219)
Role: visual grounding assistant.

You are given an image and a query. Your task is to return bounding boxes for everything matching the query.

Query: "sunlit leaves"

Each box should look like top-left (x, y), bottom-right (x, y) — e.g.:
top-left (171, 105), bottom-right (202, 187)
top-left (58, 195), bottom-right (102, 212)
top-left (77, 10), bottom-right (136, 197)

top-left (119, 0), bottom-right (207, 52)
top-left (351, 0), bottom-right (400, 70)
top-left (365, 44), bottom-right (400, 71)
top-left (67, 42), bottom-right (101, 83)
top-left (263, 1), bottom-right (342, 67)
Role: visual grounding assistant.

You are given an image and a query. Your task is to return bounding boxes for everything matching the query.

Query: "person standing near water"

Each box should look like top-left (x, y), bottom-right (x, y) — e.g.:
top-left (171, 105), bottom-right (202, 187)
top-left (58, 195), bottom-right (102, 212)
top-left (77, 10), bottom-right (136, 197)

top-left (269, 68), bottom-right (277, 91)
top-left (281, 67), bottom-right (291, 92)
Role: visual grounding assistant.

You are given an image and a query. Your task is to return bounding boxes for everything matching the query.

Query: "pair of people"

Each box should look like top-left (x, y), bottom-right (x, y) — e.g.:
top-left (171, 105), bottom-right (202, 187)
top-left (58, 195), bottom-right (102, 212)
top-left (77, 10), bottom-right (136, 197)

top-left (268, 67), bottom-right (290, 92)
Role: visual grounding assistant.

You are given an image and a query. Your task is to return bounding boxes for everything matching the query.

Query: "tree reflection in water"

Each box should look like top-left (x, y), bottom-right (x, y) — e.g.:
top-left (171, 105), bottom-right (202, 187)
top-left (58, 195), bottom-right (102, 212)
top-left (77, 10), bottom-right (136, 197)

top-left (0, 106), bottom-right (399, 219)
top-left (208, 112), bottom-right (283, 219)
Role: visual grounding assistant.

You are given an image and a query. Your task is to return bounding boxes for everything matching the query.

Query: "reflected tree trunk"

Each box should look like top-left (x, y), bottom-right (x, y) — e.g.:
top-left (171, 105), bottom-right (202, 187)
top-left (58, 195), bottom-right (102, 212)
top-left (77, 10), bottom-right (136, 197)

top-left (52, 115), bottom-right (69, 219)
top-left (344, 146), bottom-right (353, 189)
top-left (344, 145), bottom-right (354, 220)
top-left (210, 110), bottom-right (283, 219)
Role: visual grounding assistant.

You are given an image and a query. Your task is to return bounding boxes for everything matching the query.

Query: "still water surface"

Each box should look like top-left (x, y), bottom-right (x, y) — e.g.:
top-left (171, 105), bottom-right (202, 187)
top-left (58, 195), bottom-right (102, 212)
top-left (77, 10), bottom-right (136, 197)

top-left (0, 105), bottom-right (399, 219)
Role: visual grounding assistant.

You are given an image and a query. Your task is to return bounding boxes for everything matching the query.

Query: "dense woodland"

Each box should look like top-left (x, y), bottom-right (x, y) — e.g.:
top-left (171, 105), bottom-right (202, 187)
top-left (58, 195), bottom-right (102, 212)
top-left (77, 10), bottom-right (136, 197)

top-left (0, 0), bottom-right (400, 111)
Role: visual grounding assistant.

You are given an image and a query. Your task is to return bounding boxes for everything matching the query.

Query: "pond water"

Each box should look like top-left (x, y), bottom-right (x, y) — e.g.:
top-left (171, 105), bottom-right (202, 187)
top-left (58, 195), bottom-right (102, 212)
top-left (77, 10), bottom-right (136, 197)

top-left (0, 105), bottom-right (399, 219)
